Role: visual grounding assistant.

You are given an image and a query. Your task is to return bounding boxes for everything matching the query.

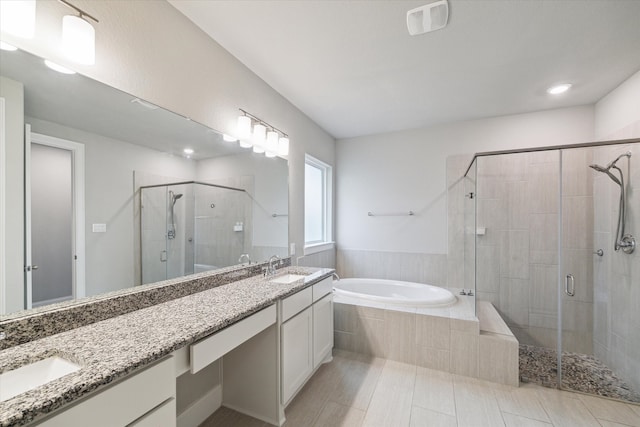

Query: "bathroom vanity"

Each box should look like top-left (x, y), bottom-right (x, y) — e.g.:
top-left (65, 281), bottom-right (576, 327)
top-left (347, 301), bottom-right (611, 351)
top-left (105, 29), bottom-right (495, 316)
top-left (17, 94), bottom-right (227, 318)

top-left (0, 266), bottom-right (335, 427)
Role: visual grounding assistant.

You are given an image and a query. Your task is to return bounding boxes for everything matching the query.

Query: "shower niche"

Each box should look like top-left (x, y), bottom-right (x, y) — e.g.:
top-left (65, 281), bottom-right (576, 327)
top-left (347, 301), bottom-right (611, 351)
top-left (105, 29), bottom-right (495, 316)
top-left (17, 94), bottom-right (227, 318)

top-left (464, 138), bottom-right (640, 404)
top-left (140, 181), bottom-right (254, 284)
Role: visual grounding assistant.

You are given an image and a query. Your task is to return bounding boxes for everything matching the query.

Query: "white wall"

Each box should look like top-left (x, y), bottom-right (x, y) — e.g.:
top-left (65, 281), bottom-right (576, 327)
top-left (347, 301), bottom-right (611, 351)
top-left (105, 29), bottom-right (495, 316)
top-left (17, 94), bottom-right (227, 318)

top-left (337, 106), bottom-right (595, 256)
top-left (595, 69), bottom-right (640, 140)
top-left (1, 0), bottom-right (336, 268)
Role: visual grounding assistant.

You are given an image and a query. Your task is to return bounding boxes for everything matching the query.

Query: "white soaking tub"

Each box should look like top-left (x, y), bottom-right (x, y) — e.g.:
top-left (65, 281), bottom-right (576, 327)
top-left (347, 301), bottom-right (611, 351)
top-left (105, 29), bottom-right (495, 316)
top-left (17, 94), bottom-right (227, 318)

top-left (333, 278), bottom-right (457, 308)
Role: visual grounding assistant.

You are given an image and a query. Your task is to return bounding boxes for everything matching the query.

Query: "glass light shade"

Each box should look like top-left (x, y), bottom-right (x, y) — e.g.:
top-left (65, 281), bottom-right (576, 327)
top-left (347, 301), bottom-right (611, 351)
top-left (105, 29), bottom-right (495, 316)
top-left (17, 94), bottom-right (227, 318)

top-left (278, 137), bottom-right (290, 156)
top-left (62, 15), bottom-right (95, 65)
top-left (265, 130), bottom-right (279, 156)
top-left (236, 115), bottom-right (252, 139)
top-left (252, 124), bottom-right (266, 153)
top-left (239, 139), bottom-right (253, 148)
top-left (0, 0), bottom-right (35, 39)
top-left (223, 134), bottom-right (238, 142)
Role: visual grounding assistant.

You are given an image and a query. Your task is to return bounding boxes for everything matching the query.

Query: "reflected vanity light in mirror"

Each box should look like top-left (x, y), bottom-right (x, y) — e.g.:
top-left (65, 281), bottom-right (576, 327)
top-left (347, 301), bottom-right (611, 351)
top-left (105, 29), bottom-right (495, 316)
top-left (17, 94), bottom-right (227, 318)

top-left (252, 123), bottom-right (266, 153)
top-left (0, 41), bottom-right (18, 51)
top-left (278, 137), bottom-right (289, 156)
top-left (44, 59), bottom-right (76, 75)
top-left (223, 134), bottom-right (238, 142)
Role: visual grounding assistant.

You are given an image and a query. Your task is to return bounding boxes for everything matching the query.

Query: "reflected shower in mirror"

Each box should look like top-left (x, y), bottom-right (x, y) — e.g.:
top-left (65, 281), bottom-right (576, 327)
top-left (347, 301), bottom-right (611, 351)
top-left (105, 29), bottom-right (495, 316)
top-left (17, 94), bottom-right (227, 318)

top-left (0, 48), bottom-right (289, 318)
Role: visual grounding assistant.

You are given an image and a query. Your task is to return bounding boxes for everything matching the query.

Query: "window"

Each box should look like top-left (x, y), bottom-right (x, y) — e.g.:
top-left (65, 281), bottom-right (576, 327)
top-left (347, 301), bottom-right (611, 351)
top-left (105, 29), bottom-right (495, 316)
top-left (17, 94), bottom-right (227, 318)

top-left (304, 155), bottom-right (332, 252)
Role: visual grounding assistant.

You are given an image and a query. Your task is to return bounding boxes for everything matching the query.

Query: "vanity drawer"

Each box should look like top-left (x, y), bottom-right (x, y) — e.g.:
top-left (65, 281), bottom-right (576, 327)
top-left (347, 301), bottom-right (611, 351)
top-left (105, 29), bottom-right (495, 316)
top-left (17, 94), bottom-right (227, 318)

top-left (281, 287), bottom-right (312, 322)
top-left (190, 304), bottom-right (276, 374)
top-left (312, 277), bottom-right (333, 302)
top-left (38, 356), bottom-right (174, 427)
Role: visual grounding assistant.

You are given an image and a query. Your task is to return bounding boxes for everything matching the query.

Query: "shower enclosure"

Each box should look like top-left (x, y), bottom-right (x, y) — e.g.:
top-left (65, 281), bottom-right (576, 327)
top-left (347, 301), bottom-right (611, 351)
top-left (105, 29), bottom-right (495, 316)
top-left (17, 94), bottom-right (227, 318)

top-left (140, 181), bottom-right (252, 285)
top-left (463, 138), bottom-right (639, 404)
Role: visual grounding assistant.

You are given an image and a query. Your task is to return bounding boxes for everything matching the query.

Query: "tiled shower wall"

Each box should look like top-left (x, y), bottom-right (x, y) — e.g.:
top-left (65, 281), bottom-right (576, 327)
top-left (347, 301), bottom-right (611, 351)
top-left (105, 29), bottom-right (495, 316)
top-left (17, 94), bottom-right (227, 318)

top-left (592, 142), bottom-right (640, 392)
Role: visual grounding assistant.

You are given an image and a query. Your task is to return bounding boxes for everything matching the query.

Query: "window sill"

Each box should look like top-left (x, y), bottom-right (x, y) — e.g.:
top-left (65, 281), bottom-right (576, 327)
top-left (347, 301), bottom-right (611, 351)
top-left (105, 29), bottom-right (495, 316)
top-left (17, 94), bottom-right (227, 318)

top-left (304, 242), bottom-right (335, 256)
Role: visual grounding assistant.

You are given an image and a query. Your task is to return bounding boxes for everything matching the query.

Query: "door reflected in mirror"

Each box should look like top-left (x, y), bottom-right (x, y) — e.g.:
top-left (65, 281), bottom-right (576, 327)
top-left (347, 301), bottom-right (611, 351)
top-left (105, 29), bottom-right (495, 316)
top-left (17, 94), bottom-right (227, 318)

top-left (0, 48), bottom-right (289, 318)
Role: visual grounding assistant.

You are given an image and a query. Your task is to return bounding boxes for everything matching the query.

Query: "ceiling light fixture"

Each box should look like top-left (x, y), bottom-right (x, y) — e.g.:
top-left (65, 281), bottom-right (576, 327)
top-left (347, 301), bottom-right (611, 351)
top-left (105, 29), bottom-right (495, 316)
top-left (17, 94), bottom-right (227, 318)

top-left (44, 59), bottom-right (76, 74)
top-left (183, 148), bottom-right (194, 155)
top-left (58, 0), bottom-right (98, 65)
top-left (236, 109), bottom-right (289, 158)
top-left (547, 83), bottom-right (572, 95)
top-left (0, 41), bottom-right (18, 51)
top-left (0, 0), bottom-right (36, 39)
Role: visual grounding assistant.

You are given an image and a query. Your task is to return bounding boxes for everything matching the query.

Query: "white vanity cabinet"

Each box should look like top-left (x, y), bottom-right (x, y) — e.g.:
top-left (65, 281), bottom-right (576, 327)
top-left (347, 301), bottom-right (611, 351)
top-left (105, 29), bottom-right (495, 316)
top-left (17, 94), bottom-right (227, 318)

top-left (281, 277), bottom-right (333, 405)
top-left (35, 356), bottom-right (175, 427)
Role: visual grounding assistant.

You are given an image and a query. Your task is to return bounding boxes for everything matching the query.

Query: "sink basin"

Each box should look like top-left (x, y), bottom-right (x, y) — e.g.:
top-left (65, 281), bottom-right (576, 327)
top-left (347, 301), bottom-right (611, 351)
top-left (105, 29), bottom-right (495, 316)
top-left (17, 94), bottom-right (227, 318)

top-left (270, 274), bottom-right (306, 284)
top-left (0, 356), bottom-right (81, 402)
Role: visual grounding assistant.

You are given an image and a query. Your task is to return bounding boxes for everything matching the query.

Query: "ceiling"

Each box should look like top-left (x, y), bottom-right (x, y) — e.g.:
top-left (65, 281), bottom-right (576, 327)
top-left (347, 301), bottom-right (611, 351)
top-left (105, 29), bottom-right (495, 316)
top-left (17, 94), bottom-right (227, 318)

top-left (169, 0), bottom-right (640, 139)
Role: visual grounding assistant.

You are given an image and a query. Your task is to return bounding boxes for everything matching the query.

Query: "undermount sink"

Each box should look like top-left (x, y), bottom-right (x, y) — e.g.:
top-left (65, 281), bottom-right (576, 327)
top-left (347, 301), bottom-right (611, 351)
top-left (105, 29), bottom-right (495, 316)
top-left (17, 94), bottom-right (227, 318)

top-left (0, 356), bottom-right (81, 402)
top-left (270, 274), bottom-right (306, 284)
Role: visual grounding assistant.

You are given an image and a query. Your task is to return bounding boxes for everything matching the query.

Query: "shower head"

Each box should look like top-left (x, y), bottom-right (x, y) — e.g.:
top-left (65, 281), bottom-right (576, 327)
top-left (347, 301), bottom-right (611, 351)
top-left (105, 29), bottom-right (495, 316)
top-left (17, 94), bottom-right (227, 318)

top-left (169, 191), bottom-right (183, 205)
top-left (589, 164), bottom-right (607, 173)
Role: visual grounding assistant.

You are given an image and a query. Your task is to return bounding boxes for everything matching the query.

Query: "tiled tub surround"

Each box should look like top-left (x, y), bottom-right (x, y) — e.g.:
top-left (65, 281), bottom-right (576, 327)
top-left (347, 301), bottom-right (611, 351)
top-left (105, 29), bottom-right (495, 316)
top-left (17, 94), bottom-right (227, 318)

top-left (333, 294), bottom-right (519, 386)
top-left (0, 266), bottom-right (332, 427)
top-left (0, 259), bottom-right (290, 350)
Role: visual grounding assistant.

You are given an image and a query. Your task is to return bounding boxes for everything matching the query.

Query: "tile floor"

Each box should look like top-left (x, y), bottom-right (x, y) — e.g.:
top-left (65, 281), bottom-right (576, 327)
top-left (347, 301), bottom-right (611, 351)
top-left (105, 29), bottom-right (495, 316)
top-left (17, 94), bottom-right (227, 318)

top-left (201, 350), bottom-right (640, 427)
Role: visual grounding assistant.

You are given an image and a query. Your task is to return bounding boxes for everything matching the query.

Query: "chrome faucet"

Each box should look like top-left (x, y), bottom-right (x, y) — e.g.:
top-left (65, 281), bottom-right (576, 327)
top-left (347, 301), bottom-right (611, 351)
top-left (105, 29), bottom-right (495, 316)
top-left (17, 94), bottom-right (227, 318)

top-left (332, 272), bottom-right (341, 281)
top-left (266, 255), bottom-right (281, 277)
top-left (238, 253), bottom-right (252, 265)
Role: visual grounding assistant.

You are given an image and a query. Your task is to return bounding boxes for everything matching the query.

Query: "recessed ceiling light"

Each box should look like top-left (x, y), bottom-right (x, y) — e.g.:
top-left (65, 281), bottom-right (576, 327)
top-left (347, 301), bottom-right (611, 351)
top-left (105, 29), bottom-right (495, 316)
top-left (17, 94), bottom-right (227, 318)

top-left (547, 83), bottom-right (572, 95)
top-left (0, 41), bottom-right (18, 51)
top-left (44, 59), bottom-right (76, 74)
top-left (183, 148), bottom-right (194, 155)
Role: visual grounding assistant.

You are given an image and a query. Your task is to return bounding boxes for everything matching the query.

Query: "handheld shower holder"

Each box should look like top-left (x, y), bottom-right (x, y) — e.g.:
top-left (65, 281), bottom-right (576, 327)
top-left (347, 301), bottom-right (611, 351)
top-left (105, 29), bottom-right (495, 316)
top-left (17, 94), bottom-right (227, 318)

top-left (618, 235), bottom-right (635, 254)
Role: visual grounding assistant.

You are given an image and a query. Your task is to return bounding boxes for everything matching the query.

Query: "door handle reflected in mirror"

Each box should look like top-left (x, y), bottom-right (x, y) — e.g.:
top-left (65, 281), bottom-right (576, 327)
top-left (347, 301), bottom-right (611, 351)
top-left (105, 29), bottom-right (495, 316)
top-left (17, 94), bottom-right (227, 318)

top-left (565, 274), bottom-right (575, 297)
top-left (24, 265), bottom-right (38, 272)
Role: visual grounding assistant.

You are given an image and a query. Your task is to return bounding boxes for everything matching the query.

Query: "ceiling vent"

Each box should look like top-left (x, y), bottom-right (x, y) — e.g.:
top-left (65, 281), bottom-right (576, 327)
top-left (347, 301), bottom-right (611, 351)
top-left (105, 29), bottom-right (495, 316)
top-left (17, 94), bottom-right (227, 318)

top-left (407, 1), bottom-right (449, 36)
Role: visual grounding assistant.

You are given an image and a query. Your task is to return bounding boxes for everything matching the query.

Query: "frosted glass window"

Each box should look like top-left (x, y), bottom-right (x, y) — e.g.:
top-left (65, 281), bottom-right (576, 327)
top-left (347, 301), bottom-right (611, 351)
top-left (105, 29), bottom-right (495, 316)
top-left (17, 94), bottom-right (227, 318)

top-left (305, 155), bottom-right (332, 245)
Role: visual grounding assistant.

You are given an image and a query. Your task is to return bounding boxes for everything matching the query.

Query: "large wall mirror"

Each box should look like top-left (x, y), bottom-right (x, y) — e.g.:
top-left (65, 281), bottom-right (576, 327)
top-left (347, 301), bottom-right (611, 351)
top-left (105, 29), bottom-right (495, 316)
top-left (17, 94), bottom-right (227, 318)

top-left (0, 48), bottom-right (289, 318)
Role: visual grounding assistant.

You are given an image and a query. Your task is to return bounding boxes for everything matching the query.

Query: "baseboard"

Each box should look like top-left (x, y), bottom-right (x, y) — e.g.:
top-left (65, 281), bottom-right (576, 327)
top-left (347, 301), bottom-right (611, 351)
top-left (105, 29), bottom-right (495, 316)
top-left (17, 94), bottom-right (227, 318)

top-left (177, 385), bottom-right (222, 427)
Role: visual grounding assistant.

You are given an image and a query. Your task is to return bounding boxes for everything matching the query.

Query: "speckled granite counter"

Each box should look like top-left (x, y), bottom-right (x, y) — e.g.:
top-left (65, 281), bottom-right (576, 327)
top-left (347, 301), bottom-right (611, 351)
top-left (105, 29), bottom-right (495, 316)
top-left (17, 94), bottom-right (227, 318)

top-left (0, 267), bottom-right (334, 427)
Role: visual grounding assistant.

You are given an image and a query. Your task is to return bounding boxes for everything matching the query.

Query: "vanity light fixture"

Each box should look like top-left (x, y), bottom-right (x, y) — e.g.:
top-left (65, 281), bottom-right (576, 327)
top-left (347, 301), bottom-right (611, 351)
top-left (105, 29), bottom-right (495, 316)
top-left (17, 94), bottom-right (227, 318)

top-left (547, 83), bottom-right (572, 95)
top-left (236, 109), bottom-right (290, 158)
top-left (44, 59), bottom-right (76, 75)
top-left (58, 0), bottom-right (98, 65)
top-left (0, 41), bottom-right (18, 51)
top-left (0, 0), bottom-right (36, 39)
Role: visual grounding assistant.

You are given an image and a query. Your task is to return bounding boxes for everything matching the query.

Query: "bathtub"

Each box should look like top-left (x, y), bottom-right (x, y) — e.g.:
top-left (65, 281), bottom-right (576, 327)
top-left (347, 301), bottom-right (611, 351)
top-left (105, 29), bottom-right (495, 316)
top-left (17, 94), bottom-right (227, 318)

top-left (333, 278), bottom-right (457, 308)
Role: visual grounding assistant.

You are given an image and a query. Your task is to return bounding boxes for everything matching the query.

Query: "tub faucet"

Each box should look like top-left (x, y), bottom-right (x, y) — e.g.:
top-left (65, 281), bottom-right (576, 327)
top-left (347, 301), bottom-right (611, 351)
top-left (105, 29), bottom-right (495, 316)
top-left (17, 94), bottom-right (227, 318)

top-left (332, 272), bottom-right (340, 281)
top-left (266, 255), bottom-right (280, 277)
top-left (238, 253), bottom-right (251, 265)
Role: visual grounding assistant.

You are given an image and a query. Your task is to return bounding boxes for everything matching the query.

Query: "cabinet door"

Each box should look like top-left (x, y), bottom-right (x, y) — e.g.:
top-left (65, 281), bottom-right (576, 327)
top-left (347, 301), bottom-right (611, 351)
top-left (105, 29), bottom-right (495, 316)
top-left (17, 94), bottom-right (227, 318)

top-left (313, 294), bottom-right (333, 368)
top-left (281, 306), bottom-right (313, 404)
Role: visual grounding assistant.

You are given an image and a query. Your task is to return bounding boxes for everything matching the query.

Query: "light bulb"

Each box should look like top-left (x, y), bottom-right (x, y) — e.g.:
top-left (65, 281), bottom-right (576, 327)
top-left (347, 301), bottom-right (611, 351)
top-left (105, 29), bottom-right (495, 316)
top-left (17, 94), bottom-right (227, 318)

top-left (0, 0), bottom-right (35, 39)
top-left (62, 15), bottom-right (95, 65)
top-left (278, 137), bottom-right (290, 156)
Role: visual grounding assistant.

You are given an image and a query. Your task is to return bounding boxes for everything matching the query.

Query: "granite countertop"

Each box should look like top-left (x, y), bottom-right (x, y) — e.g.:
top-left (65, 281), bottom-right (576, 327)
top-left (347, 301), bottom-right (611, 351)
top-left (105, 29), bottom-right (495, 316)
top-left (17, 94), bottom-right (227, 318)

top-left (0, 266), bottom-right (334, 427)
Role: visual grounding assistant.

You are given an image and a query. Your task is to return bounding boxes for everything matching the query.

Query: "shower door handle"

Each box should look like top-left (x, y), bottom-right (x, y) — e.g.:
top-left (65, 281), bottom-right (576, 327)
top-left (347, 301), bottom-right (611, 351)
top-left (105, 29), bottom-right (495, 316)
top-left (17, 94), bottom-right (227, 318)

top-left (565, 274), bottom-right (575, 297)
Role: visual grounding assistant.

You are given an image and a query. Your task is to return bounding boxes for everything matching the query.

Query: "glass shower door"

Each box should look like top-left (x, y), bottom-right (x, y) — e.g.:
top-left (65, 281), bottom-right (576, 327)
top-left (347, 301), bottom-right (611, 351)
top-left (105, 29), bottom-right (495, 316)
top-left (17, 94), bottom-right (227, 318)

top-left (141, 186), bottom-right (168, 284)
top-left (560, 144), bottom-right (640, 403)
